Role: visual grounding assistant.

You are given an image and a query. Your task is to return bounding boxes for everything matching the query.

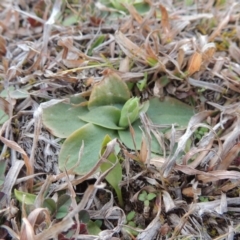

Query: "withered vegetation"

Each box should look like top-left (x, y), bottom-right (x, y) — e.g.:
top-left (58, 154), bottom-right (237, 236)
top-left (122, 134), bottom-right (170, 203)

top-left (0, 0), bottom-right (240, 239)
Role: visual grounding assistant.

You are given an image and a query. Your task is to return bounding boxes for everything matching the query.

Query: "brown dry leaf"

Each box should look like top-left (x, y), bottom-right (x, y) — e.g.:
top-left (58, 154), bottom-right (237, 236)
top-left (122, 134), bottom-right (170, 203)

top-left (62, 59), bottom-right (85, 68)
top-left (160, 223), bottom-right (170, 236)
top-left (160, 4), bottom-right (171, 41)
top-left (187, 51), bottom-right (202, 76)
top-left (208, 116), bottom-right (240, 170)
top-left (0, 35), bottom-right (6, 57)
top-left (34, 176), bottom-right (53, 208)
top-left (177, 47), bottom-right (186, 70)
top-left (115, 30), bottom-right (148, 64)
top-left (123, 4), bottom-right (149, 32)
top-left (217, 143), bottom-right (240, 170)
top-left (139, 137), bottom-right (148, 164)
top-left (202, 42), bottom-right (216, 62)
top-left (220, 179), bottom-right (240, 193)
top-left (0, 97), bottom-right (11, 116)
top-left (188, 77), bottom-right (226, 93)
top-left (182, 187), bottom-right (201, 198)
top-left (144, 39), bottom-right (159, 65)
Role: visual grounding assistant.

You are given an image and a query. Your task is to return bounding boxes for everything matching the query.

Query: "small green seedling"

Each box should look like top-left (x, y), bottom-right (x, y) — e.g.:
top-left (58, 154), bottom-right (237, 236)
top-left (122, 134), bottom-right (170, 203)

top-left (199, 196), bottom-right (209, 202)
top-left (138, 190), bottom-right (157, 219)
top-left (136, 72), bottom-right (148, 92)
top-left (194, 126), bottom-right (209, 141)
top-left (138, 190), bottom-right (156, 207)
top-left (123, 211), bottom-right (139, 237)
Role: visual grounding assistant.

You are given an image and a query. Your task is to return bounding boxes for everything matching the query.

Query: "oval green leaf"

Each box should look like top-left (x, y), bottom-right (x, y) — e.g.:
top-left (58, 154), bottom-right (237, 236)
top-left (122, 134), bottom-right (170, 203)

top-left (87, 220), bottom-right (102, 235)
top-left (56, 194), bottom-right (71, 219)
top-left (79, 209), bottom-right (90, 223)
top-left (43, 198), bottom-right (57, 214)
top-left (88, 72), bottom-right (130, 110)
top-left (42, 98), bottom-right (88, 138)
top-left (147, 97), bottom-right (194, 127)
top-left (118, 97), bottom-right (194, 154)
top-left (59, 123), bottom-right (118, 174)
top-left (118, 119), bottom-right (162, 154)
top-left (14, 189), bottom-right (36, 205)
top-left (79, 106), bottom-right (124, 130)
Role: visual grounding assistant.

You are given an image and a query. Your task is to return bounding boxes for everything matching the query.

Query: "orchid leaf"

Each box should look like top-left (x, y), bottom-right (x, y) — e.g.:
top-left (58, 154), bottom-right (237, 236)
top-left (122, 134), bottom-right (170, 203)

top-left (79, 106), bottom-right (124, 130)
top-left (88, 72), bottom-right (130, 110)
top-left (119, 97), bottom-right (140, 128)
top-left (118, 119), bottom-right (162, 154)
top-left (42, 96), bottom-right (88, 138)
top-left (118, 97), bottom-right (194, 154)
top-left (100, 135), bottom-right (123, 207)
top-left (0, 86), bottom-right (30, 99)
top-left (147, 97), bottom-right (194, 128)
top-left (59, 123), bottom-right (117, 174)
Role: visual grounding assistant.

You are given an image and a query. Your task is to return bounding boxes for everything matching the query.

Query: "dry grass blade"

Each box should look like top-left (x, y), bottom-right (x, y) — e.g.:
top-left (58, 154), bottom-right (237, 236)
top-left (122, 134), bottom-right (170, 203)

top-left (159, 4), bottom-right (171, 42)
top-left (209, 3), bottom-right (238, 42)
top-left (162, 111), bottom-right (212, 177)
top-left (0, 136), bottom-right (33, 189)
top-left (115, 30), bottom-right (149, 64)
top-left (169, 205), bottom-right (196, 240)
top-left (20, 208), bottom-right (51, 240)
top-left (1, 0), bottom-right (240, 238)
top-left (1, 160), bottom-right (24, 205)
top-left (209, 117), bottom-right (240, 170)
top-left (41, 0), bottom-right (62, 67)
top-left (162, 190), bottom-right (176, 212)
top-left (123, 3), bottom-right (150, 33)
top-left (217, 143), bottom-right (240, 170)
top-left (174, 164), bottom-right (240, 183)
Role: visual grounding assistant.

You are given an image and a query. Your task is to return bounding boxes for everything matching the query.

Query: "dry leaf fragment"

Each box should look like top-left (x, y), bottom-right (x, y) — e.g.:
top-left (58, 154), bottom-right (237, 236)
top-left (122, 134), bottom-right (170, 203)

top-left (217, 143), bottom-right (240, 170)
top-left (0, 97), bottom-right (11, 116)
top-left (115, 30), bottom-right (148, 64)
top-left (187, 51), bottom-right (202, 75)
top-left (0, 136), bottom-right (33, 190)
top-left (0, 35), bottom-right (6, 57)
top-left (160, 5), bottom-right (170, 35)
top-left (182, 187), bottom-right (201, 198)
top-left (202, 42), bottom-right (216, 62)
top-left (162, 190), bottom-right (176, 212)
